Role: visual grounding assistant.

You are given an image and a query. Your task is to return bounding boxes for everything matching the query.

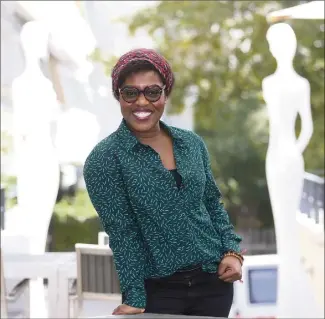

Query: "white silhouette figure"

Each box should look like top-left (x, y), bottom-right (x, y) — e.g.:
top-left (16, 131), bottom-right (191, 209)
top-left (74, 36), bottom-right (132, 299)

top-left (11, 21), bottom-right (60, 318)
top-left (263, 23), bottom-right (321, 318)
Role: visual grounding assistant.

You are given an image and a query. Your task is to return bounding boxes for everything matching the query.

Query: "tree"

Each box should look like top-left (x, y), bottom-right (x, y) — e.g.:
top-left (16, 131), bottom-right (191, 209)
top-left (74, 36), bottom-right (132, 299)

top-left (100, 1), bottom-right (324, 228)
top-left (0, 130), bottom-right (13, 156)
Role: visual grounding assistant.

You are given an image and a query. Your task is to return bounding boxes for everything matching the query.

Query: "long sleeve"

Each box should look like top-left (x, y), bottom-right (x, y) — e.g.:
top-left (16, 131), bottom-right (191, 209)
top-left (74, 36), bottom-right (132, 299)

top-left (83, 149), bottom-right (147, 308)
top-left (199, 138), bottom-right (242, 254)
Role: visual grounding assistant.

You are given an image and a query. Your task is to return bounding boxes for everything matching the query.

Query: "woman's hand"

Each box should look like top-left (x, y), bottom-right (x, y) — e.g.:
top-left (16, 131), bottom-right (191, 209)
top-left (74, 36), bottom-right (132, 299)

top-left (112, 304), bottom-right (145, 315)
top-left (218, 255), bottom-right (242, 283)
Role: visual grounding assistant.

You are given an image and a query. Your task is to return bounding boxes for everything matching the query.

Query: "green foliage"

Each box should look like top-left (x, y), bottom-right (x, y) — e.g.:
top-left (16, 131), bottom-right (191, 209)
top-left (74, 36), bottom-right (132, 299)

top-left (54, 189), bottom-right (97, 221)
top-left (50, 214), bottom-right (101, 252)
top-left (105, 0), bottom-right (323, 228)
top-left (90, 47), bottom-right (119, 76)
top-left (0, 175), bottom-right (17, 186)
top-left (50, 189), bottom-right (101, 251)
top-left (1, 174), bottom-right (101, 251)
top-left (1, 131), bottom-right (13, 156)
top-left (0, 175), bottom-right (17, 209)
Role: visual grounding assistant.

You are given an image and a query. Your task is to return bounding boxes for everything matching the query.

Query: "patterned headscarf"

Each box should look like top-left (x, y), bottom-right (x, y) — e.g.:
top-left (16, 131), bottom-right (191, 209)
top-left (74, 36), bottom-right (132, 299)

top-left (111, 48), bottom-right (174, 101)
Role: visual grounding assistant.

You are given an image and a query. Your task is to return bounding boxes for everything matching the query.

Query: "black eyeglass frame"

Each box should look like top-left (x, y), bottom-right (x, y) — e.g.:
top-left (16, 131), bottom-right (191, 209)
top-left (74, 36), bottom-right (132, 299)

top-left (118, 85), bottom-right (166, 103)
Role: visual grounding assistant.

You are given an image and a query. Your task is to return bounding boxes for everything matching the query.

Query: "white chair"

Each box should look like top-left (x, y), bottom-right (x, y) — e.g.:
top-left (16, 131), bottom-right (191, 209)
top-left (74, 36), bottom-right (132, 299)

top-left (1, 248), bottom-right (30, 318)
top-left (70, 243), bottom-right (121, 318)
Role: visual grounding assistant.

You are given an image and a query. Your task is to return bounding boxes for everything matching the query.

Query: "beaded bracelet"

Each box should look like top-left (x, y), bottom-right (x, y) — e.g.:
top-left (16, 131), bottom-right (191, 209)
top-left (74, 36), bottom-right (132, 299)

top-left (223, 251), bottom-right (244, 265)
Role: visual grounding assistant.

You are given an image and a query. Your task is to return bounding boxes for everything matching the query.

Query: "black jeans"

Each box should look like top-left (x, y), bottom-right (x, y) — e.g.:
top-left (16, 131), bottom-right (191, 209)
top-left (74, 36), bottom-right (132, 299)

top-left (124, 268), bottom-right (233, 317)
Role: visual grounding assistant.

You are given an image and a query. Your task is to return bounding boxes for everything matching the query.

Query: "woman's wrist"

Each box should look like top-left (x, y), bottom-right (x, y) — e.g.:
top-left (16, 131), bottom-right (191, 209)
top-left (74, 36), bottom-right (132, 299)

top-left (222, 251), bottom-right (244, 265)
top-left (123, 286), bottom-right (147, 309)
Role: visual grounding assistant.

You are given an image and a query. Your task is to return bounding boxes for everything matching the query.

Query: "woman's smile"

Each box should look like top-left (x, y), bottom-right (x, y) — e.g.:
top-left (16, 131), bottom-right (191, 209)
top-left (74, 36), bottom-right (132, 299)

top-left (132, 109), bottom-right (153, 121)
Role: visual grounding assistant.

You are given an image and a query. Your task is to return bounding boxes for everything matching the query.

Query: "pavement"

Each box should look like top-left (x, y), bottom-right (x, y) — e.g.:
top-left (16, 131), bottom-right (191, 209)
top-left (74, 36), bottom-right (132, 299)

top-left (6, 283), bottom-right (224, 318)
top-left (6, 288), bottom-right (224, 318)
top-left (6, 284), bottom-right (120, 318)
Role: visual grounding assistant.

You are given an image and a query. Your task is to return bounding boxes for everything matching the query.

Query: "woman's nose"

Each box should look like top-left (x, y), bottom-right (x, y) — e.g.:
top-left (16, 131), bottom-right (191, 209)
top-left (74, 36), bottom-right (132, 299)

top-left (137, 92), bottom-right (149, 105)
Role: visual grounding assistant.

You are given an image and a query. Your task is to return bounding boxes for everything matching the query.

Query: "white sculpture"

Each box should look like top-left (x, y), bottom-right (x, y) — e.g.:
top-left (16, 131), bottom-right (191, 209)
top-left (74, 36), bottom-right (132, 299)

top-left (11, 21), bottom-right (60, 318)
top-left (55, 107), bottom-right (100, 164)
top-left (262, 23), bottom-right (321, 317)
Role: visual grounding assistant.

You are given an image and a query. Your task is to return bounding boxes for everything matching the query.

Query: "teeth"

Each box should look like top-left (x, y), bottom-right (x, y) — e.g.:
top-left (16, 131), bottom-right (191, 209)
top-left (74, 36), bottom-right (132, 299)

top-left (133, 112), bottom-right (152, 119)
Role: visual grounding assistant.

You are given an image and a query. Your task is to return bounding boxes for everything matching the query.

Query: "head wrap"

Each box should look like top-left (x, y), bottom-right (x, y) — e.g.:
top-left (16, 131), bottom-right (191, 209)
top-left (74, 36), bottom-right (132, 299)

top-left (111, 48), bottom-right (174, 100)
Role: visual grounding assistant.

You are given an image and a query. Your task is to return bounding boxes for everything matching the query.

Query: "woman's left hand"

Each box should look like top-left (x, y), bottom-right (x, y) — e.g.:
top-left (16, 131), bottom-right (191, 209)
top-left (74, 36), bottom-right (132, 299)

top-left (112, 304), bottom-right (145, 315)
top-left (218, 256), bottom-right (242, 283)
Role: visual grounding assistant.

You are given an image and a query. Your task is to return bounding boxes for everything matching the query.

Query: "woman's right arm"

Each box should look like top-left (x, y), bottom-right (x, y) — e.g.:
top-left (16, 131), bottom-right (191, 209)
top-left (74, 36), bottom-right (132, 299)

top-left (83, 147), bottom-right (147, 309)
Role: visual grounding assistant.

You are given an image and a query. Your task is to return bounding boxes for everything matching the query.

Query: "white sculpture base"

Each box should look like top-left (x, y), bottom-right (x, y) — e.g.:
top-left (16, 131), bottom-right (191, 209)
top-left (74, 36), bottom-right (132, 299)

top-left (30, 279), bottom-right (48, 318)
top-left (276, 252), bottom-right (322, 318)
top-left (297, 211), bottom-right (324, 316)
top-left (1, 221), bottom-right (48, 318)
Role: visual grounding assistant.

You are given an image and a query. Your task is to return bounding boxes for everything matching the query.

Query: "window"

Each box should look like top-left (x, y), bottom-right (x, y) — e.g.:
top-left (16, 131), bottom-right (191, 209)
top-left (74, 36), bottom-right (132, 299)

top-left (248, 267), bottom-right (277, 304)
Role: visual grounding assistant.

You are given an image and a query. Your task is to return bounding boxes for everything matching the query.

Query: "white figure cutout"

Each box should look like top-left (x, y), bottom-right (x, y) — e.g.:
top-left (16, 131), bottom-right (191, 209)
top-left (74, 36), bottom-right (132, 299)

top-left (262, 23), bottom-right (321, 318)
top-left (11, 21), bottom-right (60, 318)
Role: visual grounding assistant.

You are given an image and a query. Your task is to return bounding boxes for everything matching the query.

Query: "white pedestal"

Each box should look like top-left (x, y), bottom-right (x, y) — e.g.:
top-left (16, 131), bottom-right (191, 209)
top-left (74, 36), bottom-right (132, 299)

top-left (1, 230), bottom-right (48, 318)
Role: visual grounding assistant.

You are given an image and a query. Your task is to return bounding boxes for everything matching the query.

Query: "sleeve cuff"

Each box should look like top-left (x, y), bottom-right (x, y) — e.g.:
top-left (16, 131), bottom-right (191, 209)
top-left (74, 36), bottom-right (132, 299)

top-left (123, 286), bottom-right (146, 309)
top-left (222, 236), bottom-right (242, 255)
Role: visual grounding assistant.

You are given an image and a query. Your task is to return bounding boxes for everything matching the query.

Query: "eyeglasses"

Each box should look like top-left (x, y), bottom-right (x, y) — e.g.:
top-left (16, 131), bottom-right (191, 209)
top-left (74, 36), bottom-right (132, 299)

top-left (119, 85), bottom-right (165, 103)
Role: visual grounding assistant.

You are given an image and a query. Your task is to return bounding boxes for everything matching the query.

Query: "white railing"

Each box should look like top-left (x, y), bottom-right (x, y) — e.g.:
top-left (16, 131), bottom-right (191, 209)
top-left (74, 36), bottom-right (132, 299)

top-left (299, 172), bottom-right (324, 227)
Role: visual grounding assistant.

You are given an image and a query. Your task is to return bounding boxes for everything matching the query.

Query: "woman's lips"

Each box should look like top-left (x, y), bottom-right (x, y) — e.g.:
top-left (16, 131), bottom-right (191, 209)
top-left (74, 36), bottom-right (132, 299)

top-left (132, 111), bottom-right (152, 120)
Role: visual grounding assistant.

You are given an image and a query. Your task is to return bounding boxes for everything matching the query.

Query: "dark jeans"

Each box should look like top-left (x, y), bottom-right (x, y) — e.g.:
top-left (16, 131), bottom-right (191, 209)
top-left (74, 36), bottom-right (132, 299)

top-left (124, 268), bottom-right (234, 317)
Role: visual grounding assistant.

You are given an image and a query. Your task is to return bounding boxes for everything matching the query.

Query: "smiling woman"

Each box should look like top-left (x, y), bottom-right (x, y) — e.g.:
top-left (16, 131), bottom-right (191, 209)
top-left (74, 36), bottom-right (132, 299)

top-left (111, 50), bottom-right (174, 134)
top-left (118, 72), bottom-right (165, 132)
top-left (83, 48), bottom-right (243, 318)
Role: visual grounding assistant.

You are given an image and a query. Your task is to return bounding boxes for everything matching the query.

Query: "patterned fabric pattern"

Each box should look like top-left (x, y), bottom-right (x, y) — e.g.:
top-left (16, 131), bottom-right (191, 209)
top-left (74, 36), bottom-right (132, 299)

top-left (111, 48), bottom-right (175, 100)
top-left (83, 120), bottom-right (242, 308)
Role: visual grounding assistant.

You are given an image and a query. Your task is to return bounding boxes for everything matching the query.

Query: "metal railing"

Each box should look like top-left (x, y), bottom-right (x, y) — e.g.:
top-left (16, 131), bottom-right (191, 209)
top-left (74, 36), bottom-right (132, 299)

top-left (299, 172), bottom-right (324, 226)
top-left (237, 228), bottom-right (277, 255)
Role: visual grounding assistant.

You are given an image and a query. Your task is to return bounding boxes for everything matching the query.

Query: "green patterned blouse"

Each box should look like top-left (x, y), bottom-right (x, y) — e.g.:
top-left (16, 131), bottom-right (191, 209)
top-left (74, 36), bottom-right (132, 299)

top-left (83, 119), bottom-right (242, 308)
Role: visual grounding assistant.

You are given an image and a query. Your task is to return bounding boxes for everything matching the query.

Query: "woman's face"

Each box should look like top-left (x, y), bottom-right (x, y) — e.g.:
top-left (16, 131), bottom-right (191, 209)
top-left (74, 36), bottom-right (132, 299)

top-left (119, 70), bottom-right (166, 133)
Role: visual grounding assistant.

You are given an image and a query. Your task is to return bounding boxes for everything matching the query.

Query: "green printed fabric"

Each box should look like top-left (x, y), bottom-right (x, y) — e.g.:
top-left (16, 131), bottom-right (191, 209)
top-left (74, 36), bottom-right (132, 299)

top-left (83, 119), bottom-right (242, 308)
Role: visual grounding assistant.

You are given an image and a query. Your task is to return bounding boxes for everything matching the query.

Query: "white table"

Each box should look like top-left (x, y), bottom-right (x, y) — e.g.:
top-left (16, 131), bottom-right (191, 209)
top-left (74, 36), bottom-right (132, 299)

top-left (93, 315), bottom-right (222, 318)
top-left (1, 231), bottom-right (32, 254)
top-left (3, 252), bottom-right (75, 318)
top-left (56, 252), bottom-right (77, 318)
top-left (55, 256), bottom-right (225, 319)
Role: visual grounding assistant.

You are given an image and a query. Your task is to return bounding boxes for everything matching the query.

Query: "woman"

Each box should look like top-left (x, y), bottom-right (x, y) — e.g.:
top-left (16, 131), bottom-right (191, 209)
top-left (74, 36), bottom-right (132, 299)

top-left (83, 48), bottom-right (243, 317)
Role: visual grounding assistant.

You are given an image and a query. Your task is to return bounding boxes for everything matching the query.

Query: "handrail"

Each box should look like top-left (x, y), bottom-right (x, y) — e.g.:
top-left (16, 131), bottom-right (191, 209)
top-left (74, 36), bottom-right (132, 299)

top-left (300, 172), bottom-right (324, 226)
top-left (304, 172), bottom-right (324, 184)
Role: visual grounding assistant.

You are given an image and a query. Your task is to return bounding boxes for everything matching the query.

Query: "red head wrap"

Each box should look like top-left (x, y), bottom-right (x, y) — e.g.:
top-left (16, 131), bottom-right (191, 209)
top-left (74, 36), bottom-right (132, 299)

top-left (111, 48), bottom-right (174, 101)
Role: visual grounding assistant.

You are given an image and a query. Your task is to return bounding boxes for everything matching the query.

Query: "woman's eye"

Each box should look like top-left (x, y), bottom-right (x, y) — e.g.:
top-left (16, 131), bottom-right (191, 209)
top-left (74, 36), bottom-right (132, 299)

top-left (147, 89), bottom-right (160, 96)
top-left (125, 90), bottom-right (137, 96)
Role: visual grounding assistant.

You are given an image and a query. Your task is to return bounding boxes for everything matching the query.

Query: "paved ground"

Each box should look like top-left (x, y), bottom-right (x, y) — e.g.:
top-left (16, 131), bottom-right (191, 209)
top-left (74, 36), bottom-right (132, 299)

top-left (6, 284), bottom-right (120, 318)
